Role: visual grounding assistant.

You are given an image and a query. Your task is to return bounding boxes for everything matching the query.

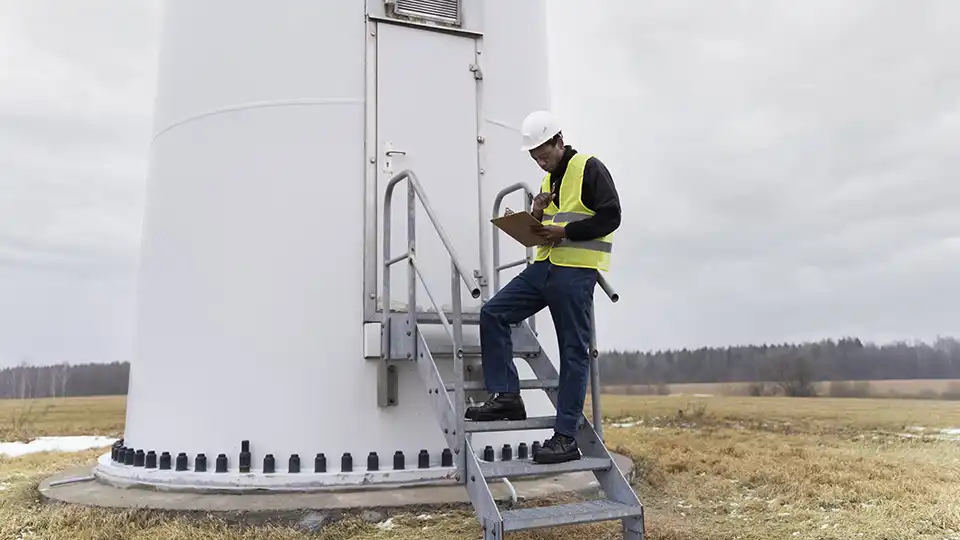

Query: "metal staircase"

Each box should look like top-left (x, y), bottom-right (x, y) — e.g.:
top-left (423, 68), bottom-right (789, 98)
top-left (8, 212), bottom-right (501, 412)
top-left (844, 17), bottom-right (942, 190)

top-left (378, 170), bottom-right (645, 539)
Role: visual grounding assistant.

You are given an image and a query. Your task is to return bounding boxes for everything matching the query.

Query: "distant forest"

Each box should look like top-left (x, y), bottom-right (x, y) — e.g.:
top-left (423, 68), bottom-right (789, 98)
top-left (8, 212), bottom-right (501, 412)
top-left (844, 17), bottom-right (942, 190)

top-left (2, 337), bottom-right (960, 399)
top-left (598, 336), bottom-right (960, 396)
top-left (0, 361), bottom-right (129, 400)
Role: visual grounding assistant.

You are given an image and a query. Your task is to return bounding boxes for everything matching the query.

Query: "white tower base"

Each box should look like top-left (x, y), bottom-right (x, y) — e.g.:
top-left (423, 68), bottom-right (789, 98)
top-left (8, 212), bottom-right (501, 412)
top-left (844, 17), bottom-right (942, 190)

top-left (104, 0), bottom-right (560, 492)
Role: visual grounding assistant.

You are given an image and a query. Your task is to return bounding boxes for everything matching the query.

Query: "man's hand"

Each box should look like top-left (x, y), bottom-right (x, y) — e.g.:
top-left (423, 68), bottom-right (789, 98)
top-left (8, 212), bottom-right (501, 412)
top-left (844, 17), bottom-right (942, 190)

top-left (532, 224), bottom-right (565, 245)
top-left (531, 191), bottom-right (555, 218)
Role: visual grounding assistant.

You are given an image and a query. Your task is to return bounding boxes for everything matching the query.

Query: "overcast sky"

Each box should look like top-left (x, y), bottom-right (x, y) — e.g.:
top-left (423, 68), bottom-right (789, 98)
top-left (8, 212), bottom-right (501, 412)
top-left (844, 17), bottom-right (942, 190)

top-left (1, 1), bottom-right (959, 368)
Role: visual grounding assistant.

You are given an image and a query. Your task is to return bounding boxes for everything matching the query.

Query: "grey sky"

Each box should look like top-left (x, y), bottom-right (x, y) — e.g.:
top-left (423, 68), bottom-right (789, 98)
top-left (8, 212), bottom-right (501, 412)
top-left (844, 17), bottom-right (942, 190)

top-left (0, 0), bottom-right (161, 367)
top-left (2, 1), bottom-right (960, 367)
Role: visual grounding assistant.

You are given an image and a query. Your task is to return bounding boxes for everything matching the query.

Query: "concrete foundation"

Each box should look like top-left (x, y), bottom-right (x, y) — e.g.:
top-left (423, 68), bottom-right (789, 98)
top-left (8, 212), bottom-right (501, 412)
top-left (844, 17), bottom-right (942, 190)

top-left (39, 453), bottom-right (635, 530)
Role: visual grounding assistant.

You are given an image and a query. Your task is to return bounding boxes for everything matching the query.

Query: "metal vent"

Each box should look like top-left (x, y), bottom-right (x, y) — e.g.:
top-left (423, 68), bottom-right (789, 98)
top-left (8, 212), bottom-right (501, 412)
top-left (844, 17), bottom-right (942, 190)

top-left (392, 0), bottom-right (461, 26)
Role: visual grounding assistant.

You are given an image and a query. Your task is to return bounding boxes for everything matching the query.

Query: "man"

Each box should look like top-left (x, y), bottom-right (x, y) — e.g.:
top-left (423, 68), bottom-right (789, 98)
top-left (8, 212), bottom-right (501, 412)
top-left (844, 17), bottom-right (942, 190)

top-left (464, 110), bottom-right (621, 464)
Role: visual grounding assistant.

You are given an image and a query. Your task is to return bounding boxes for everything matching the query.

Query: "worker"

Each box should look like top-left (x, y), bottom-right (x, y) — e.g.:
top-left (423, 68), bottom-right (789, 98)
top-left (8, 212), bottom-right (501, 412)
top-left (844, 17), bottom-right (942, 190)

top-left (464, 110), bottom-right (621, 464)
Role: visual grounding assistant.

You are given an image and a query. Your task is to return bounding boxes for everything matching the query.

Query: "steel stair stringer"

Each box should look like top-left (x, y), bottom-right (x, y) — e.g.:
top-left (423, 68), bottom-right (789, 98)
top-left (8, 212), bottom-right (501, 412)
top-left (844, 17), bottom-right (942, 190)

top-left (514, 321), bottom-right (646, 539)
top-left (412, 328), bottom-right (465, 462)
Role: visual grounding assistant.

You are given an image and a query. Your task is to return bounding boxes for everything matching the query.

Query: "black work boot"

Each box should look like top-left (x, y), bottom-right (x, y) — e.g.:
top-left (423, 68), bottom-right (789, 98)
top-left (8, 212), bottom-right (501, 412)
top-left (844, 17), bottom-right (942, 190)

top-left (464, 393), bottom-right (526, 421)
top-left (534, 432), bottom-right (580, 464)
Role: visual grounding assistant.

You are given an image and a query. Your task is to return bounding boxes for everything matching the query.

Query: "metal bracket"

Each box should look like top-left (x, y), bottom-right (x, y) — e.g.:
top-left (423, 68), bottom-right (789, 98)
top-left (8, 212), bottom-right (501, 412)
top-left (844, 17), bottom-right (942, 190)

top-left (470, 63), bottom-right (484, 80)
top-left (623, 513), bottom-right (646, 539)
top-left (378, 314), bottom-right (416, 407)
top-left (473, 269), bottom-right (488, 288)
top-left (377, 361), bottom-right (399, 407)
top-left (482, 515), bottom-right (504, 540)
top-left (385, 313), bottom-right (416, 361)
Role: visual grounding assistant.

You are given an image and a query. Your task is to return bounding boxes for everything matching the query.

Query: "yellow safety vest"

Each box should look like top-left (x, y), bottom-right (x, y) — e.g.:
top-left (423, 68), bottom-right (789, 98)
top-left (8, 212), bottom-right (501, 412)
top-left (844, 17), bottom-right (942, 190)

top-left (534, 153), bottom-right (614, 271)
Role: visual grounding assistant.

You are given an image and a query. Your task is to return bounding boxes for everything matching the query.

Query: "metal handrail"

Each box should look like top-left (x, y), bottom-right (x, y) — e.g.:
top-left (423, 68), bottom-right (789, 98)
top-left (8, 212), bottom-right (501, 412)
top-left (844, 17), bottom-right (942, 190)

top-left (491, 182), bottom-right (535, 293)
top-left (598, 273), bottom-right (619, 303)
top-left (489, 181), bottom-right (620, 441)
top-left (491, 182), bottom-right (538, 334)
top-left (384, 169), bottom-right (481, 302)
top-left (382, 169), bottom-right (477, 463)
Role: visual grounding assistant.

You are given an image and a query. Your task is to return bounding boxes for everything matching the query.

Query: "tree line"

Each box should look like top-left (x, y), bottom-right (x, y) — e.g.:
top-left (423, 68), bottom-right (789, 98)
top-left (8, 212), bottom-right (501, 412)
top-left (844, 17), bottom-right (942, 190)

top-left (0, 361), bottom-right (129, 399)
top-left (3, 336), bottom-right (960, 400)
top-left (598, 336), bottom-right (960, 394)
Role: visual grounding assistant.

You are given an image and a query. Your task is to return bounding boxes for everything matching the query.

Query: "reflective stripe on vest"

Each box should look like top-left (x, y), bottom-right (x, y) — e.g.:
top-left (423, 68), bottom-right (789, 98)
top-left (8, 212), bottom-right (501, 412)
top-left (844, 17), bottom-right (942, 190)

top-left (534, 153), bottom-right (614, 271)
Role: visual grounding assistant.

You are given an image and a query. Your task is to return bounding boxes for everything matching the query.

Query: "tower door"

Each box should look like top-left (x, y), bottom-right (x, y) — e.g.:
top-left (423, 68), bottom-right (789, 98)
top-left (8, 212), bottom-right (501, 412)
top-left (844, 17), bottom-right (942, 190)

top-left (376, 22), bottom-right (482, 316)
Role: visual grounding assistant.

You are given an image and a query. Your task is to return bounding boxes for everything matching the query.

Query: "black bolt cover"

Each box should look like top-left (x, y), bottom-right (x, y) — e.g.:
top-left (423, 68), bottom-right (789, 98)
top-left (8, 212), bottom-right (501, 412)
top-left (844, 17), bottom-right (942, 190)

top-left (518, 443), bottom-right (529, 460)
top-left (239, 440), bottom-right (251, 473)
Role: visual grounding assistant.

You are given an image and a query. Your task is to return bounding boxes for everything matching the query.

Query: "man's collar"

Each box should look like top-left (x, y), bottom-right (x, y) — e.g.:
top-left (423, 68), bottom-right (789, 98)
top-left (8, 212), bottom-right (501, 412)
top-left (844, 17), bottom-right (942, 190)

top-left (550, 146), bottom-right (577, 181)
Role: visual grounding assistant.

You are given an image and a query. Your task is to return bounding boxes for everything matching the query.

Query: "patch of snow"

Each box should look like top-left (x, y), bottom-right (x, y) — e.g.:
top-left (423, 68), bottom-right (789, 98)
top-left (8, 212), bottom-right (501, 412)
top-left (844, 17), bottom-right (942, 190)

top-left (610, 416), bottom-right (650, 429)
top-left (0, 483), bottom-right (9, 491)
top-left (0, 436), bottom-right (116, 457)
top-left (898, 427), bottom-right (960, 441)
top-left (376, 518), bottom-right (396, 530)
top-left (693, 393), bottom-right (714, 397)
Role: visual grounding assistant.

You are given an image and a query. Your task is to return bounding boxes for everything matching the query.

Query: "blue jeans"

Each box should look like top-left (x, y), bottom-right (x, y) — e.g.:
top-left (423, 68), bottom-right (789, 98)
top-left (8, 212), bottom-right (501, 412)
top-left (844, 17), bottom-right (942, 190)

top-left (479, 260), bottom-right (597, 437)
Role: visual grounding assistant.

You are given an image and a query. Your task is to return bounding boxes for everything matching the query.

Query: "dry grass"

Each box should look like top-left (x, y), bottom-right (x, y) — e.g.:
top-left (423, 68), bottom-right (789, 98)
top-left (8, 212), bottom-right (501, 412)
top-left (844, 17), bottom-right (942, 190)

top-left (605, 378), bottom-right (960, 400)
top-left (2, 395), bottom-right (960, 539)
top-left (597, 394), bottom-right (960, 434)
top-left (0, 396), bottom-right (124, 442)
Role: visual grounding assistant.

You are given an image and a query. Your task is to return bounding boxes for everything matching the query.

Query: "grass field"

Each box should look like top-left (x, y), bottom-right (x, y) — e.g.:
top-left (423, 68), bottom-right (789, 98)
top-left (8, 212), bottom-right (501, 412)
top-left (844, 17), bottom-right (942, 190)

top-left (2, 395), bottom-right (959, 539)
top-left (605, 378), bottom-right (960, 400)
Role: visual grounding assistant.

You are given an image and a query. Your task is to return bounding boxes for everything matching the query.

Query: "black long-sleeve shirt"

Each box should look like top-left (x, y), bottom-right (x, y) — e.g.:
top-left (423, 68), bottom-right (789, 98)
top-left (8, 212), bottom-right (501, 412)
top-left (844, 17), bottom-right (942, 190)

top-left (545, 146), bottom-right (622, 241)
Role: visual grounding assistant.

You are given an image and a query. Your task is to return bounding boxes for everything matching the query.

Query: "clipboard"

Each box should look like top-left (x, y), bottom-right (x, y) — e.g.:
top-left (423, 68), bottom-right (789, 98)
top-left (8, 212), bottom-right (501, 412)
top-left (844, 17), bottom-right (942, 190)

top-left (491, 209), bottom-right (544, 248)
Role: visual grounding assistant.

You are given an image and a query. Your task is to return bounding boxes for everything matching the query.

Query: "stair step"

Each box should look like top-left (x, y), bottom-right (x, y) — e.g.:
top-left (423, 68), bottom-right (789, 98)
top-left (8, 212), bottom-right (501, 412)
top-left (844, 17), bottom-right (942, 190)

top-left (429, 344), bottom-right (482, 357)
top-left (479, 456), bottom-right (610, 479)
top-left (416, 312), bottom-right (481, 325)
top-left (444, 379), bottom-right (559, 391)
top-left (429, 344), bottom-right (541, 357)
top-left (465, 416), bottom-right (555, 433)
top-left (501, 499), bottom-right (644, 532)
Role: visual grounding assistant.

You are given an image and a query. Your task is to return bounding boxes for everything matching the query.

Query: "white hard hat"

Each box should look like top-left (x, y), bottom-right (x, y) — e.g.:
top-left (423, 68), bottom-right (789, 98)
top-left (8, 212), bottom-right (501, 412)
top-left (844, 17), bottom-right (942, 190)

top-left (519, 110), bottom-right (562, 151)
